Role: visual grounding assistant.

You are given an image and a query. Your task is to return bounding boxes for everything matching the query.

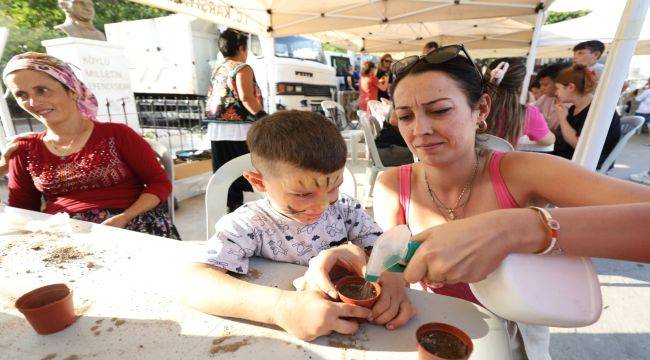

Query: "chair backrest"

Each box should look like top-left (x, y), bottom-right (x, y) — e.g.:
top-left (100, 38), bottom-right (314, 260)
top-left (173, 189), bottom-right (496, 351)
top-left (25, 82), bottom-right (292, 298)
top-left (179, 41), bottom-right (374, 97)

top-left (598, 115), bottom-right (644, 173)
top-left (321, 100), bottom-right (349, 131)
top-left (477, 134), bottom-right (514, 152)
top-left (144, 138), bottom-right (175, 225)
top-left (205, 153), bottom-right (358, 240)
top-left (367, 100), bottom-right (389, 126)
top-left (357, 110), bottom-right (386, 169)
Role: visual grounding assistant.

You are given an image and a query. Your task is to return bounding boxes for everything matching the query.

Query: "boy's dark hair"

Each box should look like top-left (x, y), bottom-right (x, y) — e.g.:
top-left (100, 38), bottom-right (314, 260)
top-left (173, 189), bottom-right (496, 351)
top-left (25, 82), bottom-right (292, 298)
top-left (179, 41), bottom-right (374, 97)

top-left (247, 110), bottom-right (347, 174)
top-left (537, 62), bottom-right (570, 81)
top-left (218, 28), bottom-right (248, 57)
top-left (573, 40), bottom-right (605, 56)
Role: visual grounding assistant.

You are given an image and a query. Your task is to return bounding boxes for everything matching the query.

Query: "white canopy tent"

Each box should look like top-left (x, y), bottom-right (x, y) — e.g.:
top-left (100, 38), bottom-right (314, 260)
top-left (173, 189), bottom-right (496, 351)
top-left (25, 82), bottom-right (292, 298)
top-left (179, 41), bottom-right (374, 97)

top-left (129, 0), bottom-right (549, 38)
top-left (470, 2), bottom-right (650, 58)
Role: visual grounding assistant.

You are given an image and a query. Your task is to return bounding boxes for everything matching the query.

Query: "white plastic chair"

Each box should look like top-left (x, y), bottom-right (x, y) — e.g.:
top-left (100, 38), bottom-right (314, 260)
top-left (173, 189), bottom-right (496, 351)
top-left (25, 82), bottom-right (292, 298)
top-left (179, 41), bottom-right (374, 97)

top-left (367, 100), bottom-right (389, 127)
top-left (598, 115), bottom-right (644, 173)
top-left (205, 153), bottom-right (358, 240)
top-left (321, 100), bottom-right (364, 164)
top-left (144, 138), bottom-right (175, 225)
top-left (477, 134), bottom-right (514, 152)
top-left (357, 110), bottom-right (392, 199)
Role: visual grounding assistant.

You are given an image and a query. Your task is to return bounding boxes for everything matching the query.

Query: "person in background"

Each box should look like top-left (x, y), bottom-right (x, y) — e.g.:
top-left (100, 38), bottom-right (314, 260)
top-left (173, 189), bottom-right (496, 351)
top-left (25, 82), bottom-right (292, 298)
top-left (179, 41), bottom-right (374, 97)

top-left (633, 77), bottom-right (650, 133)
top-left (485, 58), bottom-right (555, 148)
top-left (2, 52), bottom-right (179, 239)
top-left (358, 61), bottom-right (388, 112)
top-left (376, 54), bottom-right (393, 101)
top-left (375, 108), bottom-right (414, 166)
top-left (572, 40), bottom-right (606, 80)
top-left (344, 65), bottom-right (357, 90)
top-left (529, 80), bottom-right (542, 102)
top-left (205, 28), bottom-right (266, 213)
top-left (552, 64), bottom-right (620, 170)
top-left (422, 41), bottom-right (439, 55)
top-left (535, 62), bottom-right (570, 131)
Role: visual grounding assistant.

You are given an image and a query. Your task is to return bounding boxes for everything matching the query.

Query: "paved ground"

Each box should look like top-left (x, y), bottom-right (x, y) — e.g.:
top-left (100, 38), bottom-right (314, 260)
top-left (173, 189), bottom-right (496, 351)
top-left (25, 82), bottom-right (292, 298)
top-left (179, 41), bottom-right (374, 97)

top-left (2, 133), bottom-right (649, 359)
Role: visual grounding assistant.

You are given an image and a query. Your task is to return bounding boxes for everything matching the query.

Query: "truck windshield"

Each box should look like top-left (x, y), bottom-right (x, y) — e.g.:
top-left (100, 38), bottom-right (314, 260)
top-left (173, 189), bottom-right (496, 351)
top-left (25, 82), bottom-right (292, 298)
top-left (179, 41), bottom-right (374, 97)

top-left (275, 36), bottom-right (325, 64)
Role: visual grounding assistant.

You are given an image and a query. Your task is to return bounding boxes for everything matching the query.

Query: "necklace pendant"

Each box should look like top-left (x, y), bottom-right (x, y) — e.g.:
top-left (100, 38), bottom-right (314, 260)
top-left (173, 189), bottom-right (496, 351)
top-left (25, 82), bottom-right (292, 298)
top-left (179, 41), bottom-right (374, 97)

top-left (448, 210), bottom-right (456, 220)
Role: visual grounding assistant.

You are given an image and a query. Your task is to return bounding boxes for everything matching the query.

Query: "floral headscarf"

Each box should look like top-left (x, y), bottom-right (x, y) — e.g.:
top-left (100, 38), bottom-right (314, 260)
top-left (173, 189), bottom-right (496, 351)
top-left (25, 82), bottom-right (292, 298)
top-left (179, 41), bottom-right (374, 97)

top-left (2, 52), bottom-right (98, 120)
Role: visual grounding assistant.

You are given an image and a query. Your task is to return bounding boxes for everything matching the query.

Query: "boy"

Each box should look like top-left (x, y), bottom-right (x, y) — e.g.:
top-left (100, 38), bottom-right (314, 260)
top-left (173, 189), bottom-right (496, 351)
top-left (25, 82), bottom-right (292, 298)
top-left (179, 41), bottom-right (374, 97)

top-left (572, 40), bottom-right (605, 80)
top-left (184, 111), bottom-right (415, 341)
top-left (534, 62), bottom-right (570, 131)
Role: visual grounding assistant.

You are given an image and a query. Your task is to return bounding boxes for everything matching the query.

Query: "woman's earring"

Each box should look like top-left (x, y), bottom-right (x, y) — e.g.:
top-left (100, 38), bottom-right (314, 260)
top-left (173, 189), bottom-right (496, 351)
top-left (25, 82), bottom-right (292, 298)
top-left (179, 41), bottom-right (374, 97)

top-left (477, 119), bottom-right (488, 133)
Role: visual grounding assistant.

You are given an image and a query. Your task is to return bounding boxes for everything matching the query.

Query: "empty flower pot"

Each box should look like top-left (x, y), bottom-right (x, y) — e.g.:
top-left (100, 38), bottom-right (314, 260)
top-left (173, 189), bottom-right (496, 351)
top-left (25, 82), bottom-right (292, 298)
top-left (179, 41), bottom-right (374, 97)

top-left (335, 275), bottom-right (381, 309)
top-left (416, 322), bottom-right (473, 360)
top-left (15, 283), bottom-right (76, 335)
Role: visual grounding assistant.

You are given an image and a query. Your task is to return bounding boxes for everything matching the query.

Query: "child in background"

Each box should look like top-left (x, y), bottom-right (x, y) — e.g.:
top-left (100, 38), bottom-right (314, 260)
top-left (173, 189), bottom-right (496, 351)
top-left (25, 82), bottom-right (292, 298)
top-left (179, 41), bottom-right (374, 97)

top-left (572, 40), bottom-right (606, 80)
top-left (184, 110), bottom-right (415, 341)
top-left (485, 58), bottom-right (555, 148)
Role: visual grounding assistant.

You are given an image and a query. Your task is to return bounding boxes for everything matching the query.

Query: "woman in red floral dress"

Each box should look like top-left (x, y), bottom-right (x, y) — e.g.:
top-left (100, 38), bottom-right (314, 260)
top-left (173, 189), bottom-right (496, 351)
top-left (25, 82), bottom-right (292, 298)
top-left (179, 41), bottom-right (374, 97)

top-left (2, 52), bottom-right (179, 239)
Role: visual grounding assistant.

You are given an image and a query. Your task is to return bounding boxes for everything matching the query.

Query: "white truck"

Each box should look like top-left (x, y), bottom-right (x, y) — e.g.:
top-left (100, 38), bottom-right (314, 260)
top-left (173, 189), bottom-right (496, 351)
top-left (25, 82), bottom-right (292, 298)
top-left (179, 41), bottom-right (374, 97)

top-left (104, 14), bottom-right (337, 114)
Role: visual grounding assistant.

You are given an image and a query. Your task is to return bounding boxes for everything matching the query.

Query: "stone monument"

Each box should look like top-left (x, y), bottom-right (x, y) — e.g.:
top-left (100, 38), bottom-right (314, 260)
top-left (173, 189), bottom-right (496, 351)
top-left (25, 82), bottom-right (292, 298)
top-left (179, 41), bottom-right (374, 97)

top-left (55, 0), bottom-right (106, 41)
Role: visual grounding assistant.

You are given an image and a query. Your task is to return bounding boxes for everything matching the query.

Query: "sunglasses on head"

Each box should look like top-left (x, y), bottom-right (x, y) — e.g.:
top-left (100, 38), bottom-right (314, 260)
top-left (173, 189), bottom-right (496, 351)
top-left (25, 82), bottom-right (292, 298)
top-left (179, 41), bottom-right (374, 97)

top-left (390, 44), bottom-right (482, 81)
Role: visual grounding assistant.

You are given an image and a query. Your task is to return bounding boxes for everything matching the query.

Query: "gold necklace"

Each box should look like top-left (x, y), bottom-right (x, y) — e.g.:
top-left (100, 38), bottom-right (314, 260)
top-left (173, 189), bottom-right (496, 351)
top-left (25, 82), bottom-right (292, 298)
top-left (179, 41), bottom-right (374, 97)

top-left (424, 152), bottom-right (479, 221)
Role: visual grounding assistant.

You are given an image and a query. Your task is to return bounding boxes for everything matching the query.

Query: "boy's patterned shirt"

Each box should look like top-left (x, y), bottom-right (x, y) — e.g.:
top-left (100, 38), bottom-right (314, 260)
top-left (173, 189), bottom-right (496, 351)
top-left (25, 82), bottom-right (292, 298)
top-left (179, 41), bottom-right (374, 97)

top-left (199, 194), bottom-right (382, 274)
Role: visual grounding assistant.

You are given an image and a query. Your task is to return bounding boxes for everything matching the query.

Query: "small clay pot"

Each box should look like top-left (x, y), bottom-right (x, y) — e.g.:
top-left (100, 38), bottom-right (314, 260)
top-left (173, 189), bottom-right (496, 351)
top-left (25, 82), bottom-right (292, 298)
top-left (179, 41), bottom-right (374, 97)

top-left (15, 283), bottom-right (76, 335)
top-left (335, 275), bottom-right (381, 309)
top-left (416, 323), bottom-right (473, 360)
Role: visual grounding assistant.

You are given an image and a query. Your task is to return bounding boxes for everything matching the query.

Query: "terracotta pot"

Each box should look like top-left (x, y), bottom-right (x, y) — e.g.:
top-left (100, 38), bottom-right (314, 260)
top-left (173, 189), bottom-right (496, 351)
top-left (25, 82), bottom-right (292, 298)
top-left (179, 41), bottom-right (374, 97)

top-left (15, 283), bottom-right (76, 335)
top-left (416, 323), bottom-right (473, 360)
top-left (335, 275), bottom-right (381, 309)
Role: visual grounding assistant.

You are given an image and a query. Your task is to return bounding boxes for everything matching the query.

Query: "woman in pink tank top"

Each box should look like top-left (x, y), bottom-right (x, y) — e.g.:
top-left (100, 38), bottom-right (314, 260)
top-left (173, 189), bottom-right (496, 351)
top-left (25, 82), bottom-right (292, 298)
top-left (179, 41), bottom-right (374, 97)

top-left (374, 45), bottom-right (650, 359)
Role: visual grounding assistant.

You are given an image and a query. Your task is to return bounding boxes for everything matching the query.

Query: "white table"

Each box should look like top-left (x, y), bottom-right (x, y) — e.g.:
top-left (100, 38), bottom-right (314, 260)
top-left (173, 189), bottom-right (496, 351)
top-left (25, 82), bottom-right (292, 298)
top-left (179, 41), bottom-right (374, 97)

top-left (0, 207), bottom-right (511, 359)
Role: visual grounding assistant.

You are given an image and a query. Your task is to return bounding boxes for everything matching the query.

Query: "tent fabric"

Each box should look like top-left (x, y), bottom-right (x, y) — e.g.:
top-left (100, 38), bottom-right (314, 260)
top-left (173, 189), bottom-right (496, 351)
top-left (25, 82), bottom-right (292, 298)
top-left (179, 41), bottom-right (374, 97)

top-left (130, 0), bottom-right (548, 38)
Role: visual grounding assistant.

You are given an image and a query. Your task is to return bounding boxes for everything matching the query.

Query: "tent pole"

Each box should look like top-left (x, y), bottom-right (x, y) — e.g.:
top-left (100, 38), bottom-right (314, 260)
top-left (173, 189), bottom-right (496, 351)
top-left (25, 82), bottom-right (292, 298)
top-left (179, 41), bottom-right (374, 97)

top-left (0, 27), bottom-right (15, 151)
top-left (519, 8), bottom-right (545, 104)
top-left (572, 0), bottom-right (649, 171)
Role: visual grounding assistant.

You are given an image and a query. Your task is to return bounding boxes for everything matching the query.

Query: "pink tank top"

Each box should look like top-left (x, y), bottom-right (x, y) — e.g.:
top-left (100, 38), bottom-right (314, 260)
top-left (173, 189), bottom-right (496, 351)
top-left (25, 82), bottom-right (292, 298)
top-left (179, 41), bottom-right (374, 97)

top-left (398, 151), bottom-right (519, 305)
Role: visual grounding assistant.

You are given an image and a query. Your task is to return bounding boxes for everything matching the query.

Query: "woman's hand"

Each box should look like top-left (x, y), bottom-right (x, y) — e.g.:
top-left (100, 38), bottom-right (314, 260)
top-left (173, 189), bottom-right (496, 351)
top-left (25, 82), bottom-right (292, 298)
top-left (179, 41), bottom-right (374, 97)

top-left (101, 213), bottom-right (132, 229)
top-left (403, 210), bottom-right (546, 285)
top-left (1, 133), bottom-right (36, 176)
top-left (554, 101), bottom-right (568, 125)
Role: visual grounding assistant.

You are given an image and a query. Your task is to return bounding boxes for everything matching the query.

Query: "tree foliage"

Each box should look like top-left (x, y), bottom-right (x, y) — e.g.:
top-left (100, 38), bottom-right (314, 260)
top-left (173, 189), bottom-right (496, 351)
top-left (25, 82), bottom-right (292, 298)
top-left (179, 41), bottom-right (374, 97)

top-left (545, 10), bottom-right (592, 25)
top-left (0, 0), bottom-right (170, 69)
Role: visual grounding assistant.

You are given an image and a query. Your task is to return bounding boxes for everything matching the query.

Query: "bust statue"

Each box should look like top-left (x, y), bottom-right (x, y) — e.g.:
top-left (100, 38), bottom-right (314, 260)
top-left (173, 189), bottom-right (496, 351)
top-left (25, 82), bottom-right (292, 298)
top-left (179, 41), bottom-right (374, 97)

top-left (55, 0), bottom-right (106, 41)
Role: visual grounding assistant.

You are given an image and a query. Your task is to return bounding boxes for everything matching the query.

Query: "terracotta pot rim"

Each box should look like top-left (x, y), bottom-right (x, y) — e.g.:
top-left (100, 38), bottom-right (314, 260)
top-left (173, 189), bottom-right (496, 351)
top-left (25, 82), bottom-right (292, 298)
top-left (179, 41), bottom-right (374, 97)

top-left (416, 322), bottom-right (473, 360)
top-left (334, 275), bottom-right (382, 306)
top-left (15, 283), bottom-right (72, 314)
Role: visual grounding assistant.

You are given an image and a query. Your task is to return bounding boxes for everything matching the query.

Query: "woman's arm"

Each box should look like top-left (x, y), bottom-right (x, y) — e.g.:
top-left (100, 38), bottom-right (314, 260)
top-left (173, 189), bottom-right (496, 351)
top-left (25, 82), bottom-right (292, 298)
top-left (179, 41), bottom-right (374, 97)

top-left (404, 203), bottom-right (650, 284)
top-left (535, 132), bottom-right (556, 146)
top-left (235, 66), bottom-right (264, 115)
top-left (101, 193), bottom-right (161, 228)
top-left (7, 143), bottom-right (42, 211)
top-left (377, 76), bottom-right (389, 92)
top-left (108, 126), bottom-right (171, 227)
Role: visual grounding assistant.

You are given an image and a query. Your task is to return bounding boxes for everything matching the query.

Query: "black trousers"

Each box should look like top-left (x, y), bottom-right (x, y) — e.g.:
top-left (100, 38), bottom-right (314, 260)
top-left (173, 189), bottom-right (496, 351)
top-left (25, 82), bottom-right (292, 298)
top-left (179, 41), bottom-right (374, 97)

top-left (210, 140), bottom-right (253, 210)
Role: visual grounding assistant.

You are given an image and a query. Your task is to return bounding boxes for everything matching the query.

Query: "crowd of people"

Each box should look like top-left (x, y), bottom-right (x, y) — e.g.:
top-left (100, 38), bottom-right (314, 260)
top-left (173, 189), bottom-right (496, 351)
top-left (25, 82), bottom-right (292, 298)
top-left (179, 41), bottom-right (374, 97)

top-left (1, 30), bottom-right (649, 360)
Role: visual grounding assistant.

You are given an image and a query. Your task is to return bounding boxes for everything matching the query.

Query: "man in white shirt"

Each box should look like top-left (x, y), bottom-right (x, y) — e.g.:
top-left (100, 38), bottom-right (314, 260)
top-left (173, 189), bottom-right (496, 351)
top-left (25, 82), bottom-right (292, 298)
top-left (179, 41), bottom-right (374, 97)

top-left (573, 40), bottom-right (606, 80)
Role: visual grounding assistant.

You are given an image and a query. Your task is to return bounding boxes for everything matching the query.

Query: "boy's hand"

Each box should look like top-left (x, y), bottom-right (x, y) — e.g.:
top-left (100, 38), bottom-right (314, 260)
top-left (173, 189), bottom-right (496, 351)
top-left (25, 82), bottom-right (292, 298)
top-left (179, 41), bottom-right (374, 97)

top-left (302, 243), bottom-right (367, 299)
top-left (371, 272), bottom-right (416, 330)
top-left (275, 290), bottom-right (372, 341)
